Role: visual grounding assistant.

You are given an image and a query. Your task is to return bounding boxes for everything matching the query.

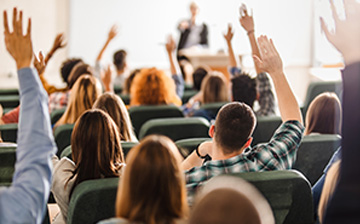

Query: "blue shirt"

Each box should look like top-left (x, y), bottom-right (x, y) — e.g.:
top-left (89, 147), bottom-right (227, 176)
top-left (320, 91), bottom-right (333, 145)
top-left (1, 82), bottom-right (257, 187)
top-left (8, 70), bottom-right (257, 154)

top-left (0, 68), bottom-right (57, 223)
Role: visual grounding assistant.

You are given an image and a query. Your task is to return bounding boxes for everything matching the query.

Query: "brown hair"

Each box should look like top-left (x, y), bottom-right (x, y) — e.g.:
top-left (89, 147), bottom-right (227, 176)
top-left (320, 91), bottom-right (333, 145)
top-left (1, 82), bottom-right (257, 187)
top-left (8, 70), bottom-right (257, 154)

top-left (67, 63), bottom-right (95, 89)
top-left (305, 92), bottom-right (341, 135)
top-left (214, 102), bottom-right (256, 154)
top-left (123, 69), bottom-right (141, 94)
top-left (130, 68), bottom-right (181, 106)
top-left (69, 109), bottom-right (125, 197)
top-left (201, 72), bottom-right (229, 104)
top-left (54, 75), bottom-right (101, 129)
top-left (113, 50), bottom-right (127, 71)
top-left (93, 93), bottom-right (137, 142)
top-left (116, 135), bottom-right (188, 224)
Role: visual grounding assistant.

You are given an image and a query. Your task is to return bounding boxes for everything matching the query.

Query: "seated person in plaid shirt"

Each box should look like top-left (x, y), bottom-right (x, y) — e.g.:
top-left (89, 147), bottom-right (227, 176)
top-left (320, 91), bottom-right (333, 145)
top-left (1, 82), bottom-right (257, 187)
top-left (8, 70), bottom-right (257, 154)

top-left (182, 36), bottom-right (304, 198)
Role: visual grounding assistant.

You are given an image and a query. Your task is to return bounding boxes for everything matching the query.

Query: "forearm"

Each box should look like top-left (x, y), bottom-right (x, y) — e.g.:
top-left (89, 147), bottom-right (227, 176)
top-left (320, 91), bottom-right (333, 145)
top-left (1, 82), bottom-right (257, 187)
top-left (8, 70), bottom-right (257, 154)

top-left (226, 40), bottom-right (238, 67)
top-left (96, 39), bottom-right (111, 61)
top-left (168, 51), bottom-right (181, 75)
top-left (181, 150), bottom-right (203, 170)
top-left (248, 32), bottom-right (262, 74)
top-left (44, 47), bottom-right (56, 64)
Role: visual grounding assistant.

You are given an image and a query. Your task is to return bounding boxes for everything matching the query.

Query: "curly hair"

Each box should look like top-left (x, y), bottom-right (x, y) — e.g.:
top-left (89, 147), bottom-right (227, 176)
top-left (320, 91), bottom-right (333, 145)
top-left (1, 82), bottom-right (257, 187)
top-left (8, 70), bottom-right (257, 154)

top-left (130, 68), bottom-right (181, 106)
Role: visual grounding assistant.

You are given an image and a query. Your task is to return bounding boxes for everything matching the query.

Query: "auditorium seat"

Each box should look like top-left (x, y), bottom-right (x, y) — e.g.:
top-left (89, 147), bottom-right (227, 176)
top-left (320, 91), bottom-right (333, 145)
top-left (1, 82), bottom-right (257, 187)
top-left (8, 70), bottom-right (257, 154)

top-left (67, 177), bottom-right (119, 224)
top-left (54, 124), bottom-right (74, 157)
top-left (293, 134), bottom-right (341, 185)
top-left (182, 90), bottom-right (198, 104)
top-left (117, 93), bottom-right (130, 105)
top-left (0, 88), bottom-right (19, 96)
top-left (138, 117), bottom-right (210, 141)
top-left (0, 146), bottom-right (16, 186)
top-left (198, 102), bottom-right (227, 116)
top-left (224, 170), bottom-right (314, 224)
top-left (252, 116), bottom-right (282, 146)
top-left (50, 108), bottom-right (66, 125)
top-left (129, 105), bottom-right (184, 137)
top-left (175, 137), bottom-right (211, 157)
top-left (0, 123), bottom-right (18, 143)
top-left (0, 95), bottom-right (20, 108)
top-left (113, 86), bottom-right (123, 94)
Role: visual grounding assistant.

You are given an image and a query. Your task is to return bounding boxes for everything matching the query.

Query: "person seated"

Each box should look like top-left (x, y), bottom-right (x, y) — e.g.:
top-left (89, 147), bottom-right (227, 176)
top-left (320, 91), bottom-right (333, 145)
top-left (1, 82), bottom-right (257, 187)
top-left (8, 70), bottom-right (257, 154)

top-left (51, 109), bottom-right (125, 223)
top-left (304, 92), bottom-right (341, 136)
top-left (181, 36), bottom-right (304, 198)
top-left (121, 69), bottom-right (141, 95)
top-left (99, 135), bottom-right (188, 224)
top-left (225, 5), bottom-right (275, 116)
top-left (0, 8), bottom-right (57, 223)
top-left (54, 74), bottom-right (101, 129)
top-left (189, 176), bottom-right (275, 224)
top-left (93, 92), bottom-right (137, 142)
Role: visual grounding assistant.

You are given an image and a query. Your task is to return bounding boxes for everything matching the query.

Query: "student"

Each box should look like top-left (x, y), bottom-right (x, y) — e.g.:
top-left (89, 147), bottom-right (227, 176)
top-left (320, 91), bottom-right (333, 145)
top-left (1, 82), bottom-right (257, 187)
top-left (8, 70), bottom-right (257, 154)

top-left (99, 135), bottom-right (188, 224)
top-left (0, 8), bottom-right (57, 223)
top-left (93, 92), bottom-right (137, 142)
top-left (182, 36), bottom-right (304, 197)
top-left (51, 109), bottom-right (125, 224)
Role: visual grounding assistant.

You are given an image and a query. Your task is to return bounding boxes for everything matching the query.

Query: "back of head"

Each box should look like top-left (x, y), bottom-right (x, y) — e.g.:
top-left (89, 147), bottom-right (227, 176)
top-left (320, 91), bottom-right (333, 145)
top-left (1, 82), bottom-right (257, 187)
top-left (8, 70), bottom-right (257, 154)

top-left (231, 74), bottom-right (257, 108)
top-left (93, 92), bottom-right (136, 141)
top-left (215, 102), bottom-right (256, 154)
top-left (70, 109), bottom-right (124, 196)
top-left (201, 72), bottom-right (229, 104)
top-left (305, 92), bottom-right (341, 135)
top-left (113, 50), bottom-right (127, 71)
top-left (56, 75), bottom-right (101, 127)
top-left (60, 58), bottom-right (83, 86)
top-left (67, 63), bottom-right (95, 89)
top-left (130, 67), bottom-right (176, 105)
top-left (123, 69), bottom-right (141, 94)
top-left (116, 135), bottom-right (188, 224)
top-left (193, 66), bottom-right (209, 91)
top-left (190, 189), bottom-right (261, 224)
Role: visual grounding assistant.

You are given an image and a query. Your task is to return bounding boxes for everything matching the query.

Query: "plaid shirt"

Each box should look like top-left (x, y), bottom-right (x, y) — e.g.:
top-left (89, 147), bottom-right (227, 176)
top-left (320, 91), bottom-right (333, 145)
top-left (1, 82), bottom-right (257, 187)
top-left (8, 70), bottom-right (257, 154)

top-left (48, 91), bottom-right (70, 113)
top-left (229, 67), bottom-right (275, 116)
top-left (185, 120), bottom-right (304, 197)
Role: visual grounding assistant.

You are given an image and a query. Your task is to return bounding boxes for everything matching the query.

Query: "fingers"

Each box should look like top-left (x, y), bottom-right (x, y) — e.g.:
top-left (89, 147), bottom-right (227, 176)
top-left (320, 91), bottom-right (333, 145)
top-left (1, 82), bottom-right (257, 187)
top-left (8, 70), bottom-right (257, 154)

top-left (3, 11), bottom-right (9, 34)
top-left (258, 35), bottom-right (272, 57)
top-left (253, 55), bottom-right (263, 68)
top-left (12, 8), bottom-right (17, 33)
top-left (39, 51), bottom-right (44, 62)
top-left (329, 0), bottom-right (340, 25)
top-left (320, 17), bottom-right (332, 42)
top-left (26, 18), bottom-right (31, 37)
top-left (18, 11), bottom-right (23, 35)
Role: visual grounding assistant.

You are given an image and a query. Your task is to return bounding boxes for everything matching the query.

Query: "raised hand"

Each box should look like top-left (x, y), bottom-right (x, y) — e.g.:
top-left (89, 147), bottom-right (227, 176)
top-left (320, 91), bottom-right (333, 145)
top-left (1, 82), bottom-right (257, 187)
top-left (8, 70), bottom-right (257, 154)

top-left (223, 24), bottom-right (234, 43)
top-left (33, 51), bottom-right (46, 75)
top-left (107, 25), bottom-right (118, 41)
top-left (239, 4), bottom-right (254, 33)
top-left (165, 35), bottom-right (176, 53)
top-left (52, 33), bottom-right (66, 51)
top-left (321, 0), bottom-right (360, 65)
top-left (3, 8), bottom-right (33, 70)
top-left (101, 65), bottom-right (113, 92)
top-left (253, 35), bottom-right (283, 76)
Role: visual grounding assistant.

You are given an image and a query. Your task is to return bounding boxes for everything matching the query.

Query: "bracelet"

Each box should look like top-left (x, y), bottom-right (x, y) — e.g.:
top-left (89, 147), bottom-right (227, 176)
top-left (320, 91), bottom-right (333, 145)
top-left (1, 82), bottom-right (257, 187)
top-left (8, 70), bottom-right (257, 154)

top-left (247, 30), bottom-right (255, 35)
top-left (196, 144), bottom-right (208, 159)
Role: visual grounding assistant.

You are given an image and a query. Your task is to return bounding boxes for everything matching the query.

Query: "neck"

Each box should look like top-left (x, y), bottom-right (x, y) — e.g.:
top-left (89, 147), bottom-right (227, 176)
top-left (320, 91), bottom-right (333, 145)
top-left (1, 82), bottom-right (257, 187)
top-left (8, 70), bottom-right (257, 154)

top-left (211, 142), bottom-right (246, 161)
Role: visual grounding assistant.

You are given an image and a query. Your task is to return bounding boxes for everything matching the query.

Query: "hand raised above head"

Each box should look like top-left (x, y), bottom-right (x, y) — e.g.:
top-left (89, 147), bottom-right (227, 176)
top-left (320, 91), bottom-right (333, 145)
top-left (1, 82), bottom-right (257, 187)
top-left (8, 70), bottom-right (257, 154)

top-left (165, 35), bottom-right (176, 53)
top-left (223, 24), bottom-right (234, 43)
top-left (3, 8), bottom-right (33, 70)
top-left (101, 64), bottom-right (113, 92)
top-left (33, 51), bottom-right (46, 75)
top-left (52, 33), bottom-right (66, 50)
top-left (239, 4), bottom-right (254, 33)
top-left (107, 25), bottom-right (118, 41)
top-left (321, 0), bottom-right (360, 66)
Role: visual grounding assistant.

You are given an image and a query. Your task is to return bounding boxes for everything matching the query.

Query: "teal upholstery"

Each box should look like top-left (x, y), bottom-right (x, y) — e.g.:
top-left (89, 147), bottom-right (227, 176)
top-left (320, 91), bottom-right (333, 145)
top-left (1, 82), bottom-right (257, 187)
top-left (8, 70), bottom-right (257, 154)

top-left (117, 93), bottom-right (130, 105)
top-left (50, 108), bottom-right (66, 125)
top-left (182, 90), bottom-right (198, 104)
top-left (0, 123), bottom-right (18, 143)
top-left (0, 95), bottom-right (20, 108)
top-left (67, 178), bottom-right (119, 224)
top-left (226, 170), bottom-right (313, 224)
top-left (302, 81), bottom-right (342, 117)
top-left (0, 146), bottom-right (16, 185)
top-left (199, 102), bottom-right (227, 116)
top-left (0, 88), bottom-right (19, 96)
top-left (293, 134), bottom-right (341, 185)
top-left (175, 137), bottom-right (211, 157)
top-left (129, 105), bottom-right (184, 137)
top-left (54, 124), bottom-right (74, 157)
top-left (113, 86), bottom-right (123, 94)
top-left (139, 117), bottom-right (210, 141)
top-left (252, 116), bottom-right (282, 146)
top-left (60, 145), bottom-right (72, 159)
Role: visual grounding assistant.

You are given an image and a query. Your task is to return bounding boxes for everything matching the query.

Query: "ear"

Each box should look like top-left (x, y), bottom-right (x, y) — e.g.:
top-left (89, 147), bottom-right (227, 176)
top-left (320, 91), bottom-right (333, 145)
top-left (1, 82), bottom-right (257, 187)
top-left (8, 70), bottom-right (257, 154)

top-left (243, 137), bottom-right (253, 148)
top-left (209, 124), bottom-right (215, 138)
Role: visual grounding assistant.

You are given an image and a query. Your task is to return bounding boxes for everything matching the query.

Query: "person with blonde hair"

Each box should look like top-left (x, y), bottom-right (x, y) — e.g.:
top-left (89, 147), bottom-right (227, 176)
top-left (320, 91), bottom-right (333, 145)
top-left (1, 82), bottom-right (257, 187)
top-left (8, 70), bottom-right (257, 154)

top-left (54, 75), bottom-right (101, 129)
top-left (93, 92), bottom-right (137, 142)
top-left (99, 135), bottom-right (188, 224)
top-left (51, 109), bottom-right (125, 224)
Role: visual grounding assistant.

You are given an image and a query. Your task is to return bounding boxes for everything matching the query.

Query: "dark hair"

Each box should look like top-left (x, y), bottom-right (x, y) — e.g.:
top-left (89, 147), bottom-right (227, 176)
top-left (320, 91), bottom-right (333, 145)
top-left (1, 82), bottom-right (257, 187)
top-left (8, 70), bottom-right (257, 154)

top-left (123, 69), bottom-right (141, 94)
top-left (231, 74), bottom-right (257, 108)
top-left (214, 102), bottom-right (256, 154)
top-left (67, 63), bottom-right (94, 89)
top-left (113, 50), bottom-right (127, 71)
top-left (60, 58), bottom-right (83, 85)
top-left (193, 67), bottom-right (209, 91)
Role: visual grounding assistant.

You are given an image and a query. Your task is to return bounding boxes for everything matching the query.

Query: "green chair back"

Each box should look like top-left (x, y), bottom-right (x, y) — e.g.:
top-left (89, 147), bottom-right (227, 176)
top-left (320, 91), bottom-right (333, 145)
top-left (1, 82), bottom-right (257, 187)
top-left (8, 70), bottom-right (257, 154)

top-left (252, 116), bottom-right (282, 146)
top-left (139, 117), bottom-right (210, 141)
top-left (0, 95), bottom-right (20, 108)
top-left (54, 124), bottom-right (74, 157)
top-left (0, 146), bottom-right (16, 186)
top-left (117, 94), bottom-right (130, 105)
top-left (114, 86), bottom-right (123, 94)
top-left (226, 170), bottom-right (313, 224)
top-left (129, 105), bottom-right (184, 137)
top-left (293, 134), bottom-right (341, 185)
top-left (0, 88), bottom-right (19, 96)
top-left (182, 90), bottom-right (198, 104)
top-left (50, 108), bottom-right (66, 125)
top-left (67, 178), bottom-right (119, 224)
top-left (0, 123), bottom-right (18, 143)
top-left (175, 137), bottom-right (211, 157)
top-left (199, 102), bottom-right (227, 117)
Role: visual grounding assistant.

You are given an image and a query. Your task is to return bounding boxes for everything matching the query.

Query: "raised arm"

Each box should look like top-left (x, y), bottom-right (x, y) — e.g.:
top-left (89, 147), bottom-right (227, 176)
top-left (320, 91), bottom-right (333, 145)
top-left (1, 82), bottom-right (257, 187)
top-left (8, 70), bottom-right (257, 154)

top-left (253, 36), bottom-right (302, 124)
top-left (223, 24), bottom-right (238, 68)
top-left (0, 8), bottom-right (57, 224)
top-left (44, 33), bottom-right (66, 64)
top-left (166, 35), bottom-right (184, 98)
top-left (96, 25), bottom-right (118, 62)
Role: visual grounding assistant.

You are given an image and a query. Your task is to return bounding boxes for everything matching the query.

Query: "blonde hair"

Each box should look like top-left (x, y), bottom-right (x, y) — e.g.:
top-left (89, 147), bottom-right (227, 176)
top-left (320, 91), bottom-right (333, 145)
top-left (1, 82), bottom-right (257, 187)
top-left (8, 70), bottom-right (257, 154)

top-left (55, 75), bottom-right (101, 129)
top-left (201, 72), bottom-right (229, 104)
top-left (130, 68), bottom-right (181, 106)
top-left (116, 135), bottom-right (188, 224)
top-left (93, 92), bottom-right (137, 142)
top-left (318, 160), bottom-right (341, 223)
